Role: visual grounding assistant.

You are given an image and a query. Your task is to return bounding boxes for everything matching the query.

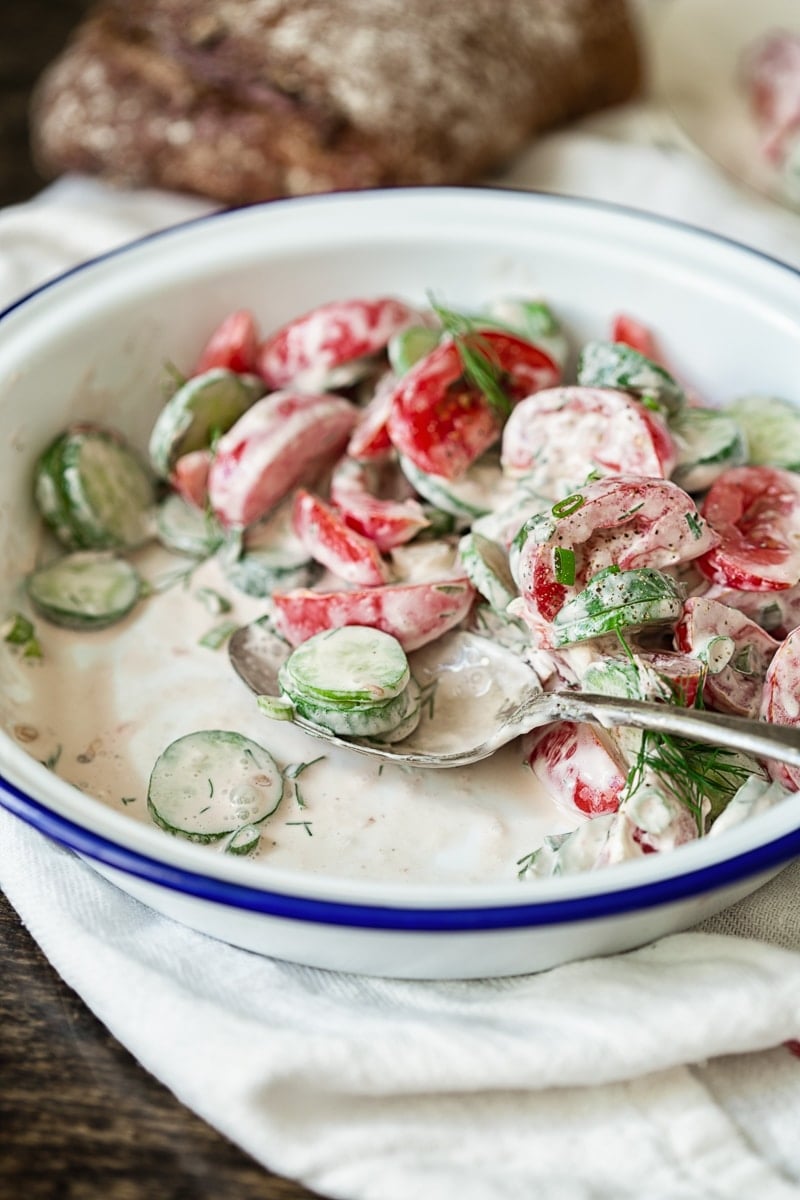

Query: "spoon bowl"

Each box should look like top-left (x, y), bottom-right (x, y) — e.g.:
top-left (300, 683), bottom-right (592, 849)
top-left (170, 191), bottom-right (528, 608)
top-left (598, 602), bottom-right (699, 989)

top-left (229, 621), bottom-right (800, 772)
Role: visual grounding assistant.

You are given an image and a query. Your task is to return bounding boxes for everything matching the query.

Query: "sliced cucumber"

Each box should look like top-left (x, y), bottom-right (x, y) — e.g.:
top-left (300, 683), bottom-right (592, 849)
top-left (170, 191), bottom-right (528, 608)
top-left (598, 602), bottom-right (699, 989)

top-left (287, 677), bottom-right (421, 738)
top-left (388, 326), bottom-right (441, 375)
top-left (148, 368), bottom-right (263, 479)
top-left (400, 453), bottom-right (503, 522)
top-left (156, 493), bottom-right (225, 558)
top-left (727, 394), bottom-right (800, 471)
top-left (148, 729), bottom-right (283, 842)
top-left (457, 532), bottom-right (517, 611)
top-left (279, 626), bottom-right (411, 705)
top-left (35, 425), bottom-right (156, 551)
top-left (222, 500), bottom-right (316, 597)
top-left (551, 566), bottom-right (684, 647)
top-left (27, 551), bottom-right (141, 630)
top-left (670, 406), bottom-right (747, 492)
top-left (482, 297), bottom-right (569, 368)
top-left (577, 340), bottom-right (684, 414)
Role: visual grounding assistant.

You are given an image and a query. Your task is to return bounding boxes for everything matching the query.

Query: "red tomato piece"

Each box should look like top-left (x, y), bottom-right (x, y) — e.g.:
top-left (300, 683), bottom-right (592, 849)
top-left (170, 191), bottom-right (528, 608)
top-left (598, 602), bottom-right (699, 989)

top-left (257, 298), bottom-right (419, 390)
top-left (697, 466), bottom-right (800, 592)
top-left (675, 596), bottom-right (779, 717)
top-left (524, 721), bottom-right (627, 817)
top-left (330, 457), bottom-right (429, 551)
top-left (638, 651), bottom-right (705, 709)
top-left (170, 448), bottom-right (212, 509)
top-left (386, 330), bottom-right (560, 481)
top-left (760, 625), bottom-right (800, 791)
top-left (610, 313), bottom-right (658, 360)
top-left (501, 386), bottom-right (676, 490)
top-left (346, 372), bottom-right (396, 461)
top-left (514, 476), bottom-right (718, 626)
top-left (208, 391), bottom-right (358, 528)
top-left (292, 488), bottom-right (390, 587)
top-left (193, 309), bottom-right (259, 376)
top-left (270, 577), bottom-right (476, 652)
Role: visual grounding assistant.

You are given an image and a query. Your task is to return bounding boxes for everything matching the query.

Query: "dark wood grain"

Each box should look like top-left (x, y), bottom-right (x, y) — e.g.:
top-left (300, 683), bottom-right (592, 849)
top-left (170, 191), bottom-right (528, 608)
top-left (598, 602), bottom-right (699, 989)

top-left (0, 6), bottom-right (320, 1197)
top-left (0, 888), bottom-right (321, 1200)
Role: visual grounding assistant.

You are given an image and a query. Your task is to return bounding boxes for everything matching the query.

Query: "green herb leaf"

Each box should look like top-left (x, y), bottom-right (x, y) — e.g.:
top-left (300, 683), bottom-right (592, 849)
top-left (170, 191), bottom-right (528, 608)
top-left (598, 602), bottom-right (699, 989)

top-left (551, 493), bottom-right (585, 518)
top-left (553, 546), bottom-right (576, 586)
top-left (428, 296), bottom-right (512, 417)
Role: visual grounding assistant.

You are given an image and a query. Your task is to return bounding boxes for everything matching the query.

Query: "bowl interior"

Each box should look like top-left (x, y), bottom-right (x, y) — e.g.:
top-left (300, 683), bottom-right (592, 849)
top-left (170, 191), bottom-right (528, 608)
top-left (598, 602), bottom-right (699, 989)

top-left (1, 187), bottom-right (800, 908)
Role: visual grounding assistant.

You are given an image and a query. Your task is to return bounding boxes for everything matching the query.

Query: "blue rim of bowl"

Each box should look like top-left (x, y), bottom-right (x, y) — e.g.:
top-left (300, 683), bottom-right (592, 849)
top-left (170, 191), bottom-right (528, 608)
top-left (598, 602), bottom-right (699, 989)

top-left (3, 771), bottom-right (800, 931)
top-left (2, 186), bottom-right (800, 932)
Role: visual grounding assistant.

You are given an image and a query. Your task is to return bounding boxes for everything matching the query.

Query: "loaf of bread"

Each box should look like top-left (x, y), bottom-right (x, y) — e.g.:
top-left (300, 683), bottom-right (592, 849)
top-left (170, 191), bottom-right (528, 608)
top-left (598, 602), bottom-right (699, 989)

top-left (31, 0), bottom-right (641, 205)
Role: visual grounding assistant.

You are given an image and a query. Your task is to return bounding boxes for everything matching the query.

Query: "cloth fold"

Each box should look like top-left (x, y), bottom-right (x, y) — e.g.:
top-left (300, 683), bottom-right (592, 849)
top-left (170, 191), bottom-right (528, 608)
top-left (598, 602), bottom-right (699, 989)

top-left (2, 125), bottom-right (800, 1199)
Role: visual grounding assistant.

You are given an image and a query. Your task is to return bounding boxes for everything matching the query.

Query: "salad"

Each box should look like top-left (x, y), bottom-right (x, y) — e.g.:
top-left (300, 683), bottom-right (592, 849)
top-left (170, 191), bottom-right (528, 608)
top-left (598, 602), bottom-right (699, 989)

top-left (17, 292), bottom-right (800, 878)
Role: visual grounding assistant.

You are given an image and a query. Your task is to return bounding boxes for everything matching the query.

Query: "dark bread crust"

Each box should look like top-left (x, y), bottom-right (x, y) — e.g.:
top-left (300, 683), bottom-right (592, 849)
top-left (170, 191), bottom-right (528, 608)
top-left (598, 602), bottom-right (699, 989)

top-left (31, 0), bottom-right (641, 204)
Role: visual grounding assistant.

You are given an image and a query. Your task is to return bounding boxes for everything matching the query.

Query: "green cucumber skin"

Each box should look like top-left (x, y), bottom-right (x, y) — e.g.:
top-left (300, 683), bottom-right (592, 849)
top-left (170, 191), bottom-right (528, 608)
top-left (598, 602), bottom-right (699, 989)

top-left (27, 552), bottom-right (142, 631)
top-left (288, 679), bottom-right (419, 738)
top-left (670, 407), bottom-right (747, 493)
top-left (728, 395), bottom-right (800, 472)
top-left (156, 493), bottom-right (225, 559)
top-left (35, 427), bottom-right (156, 552)
top-left (281, 626), bottom-right (411, 706)
top-left (148, 368), bottom-right (263, 479)
top-left (147, 729), bottom-right (284, 842)
top-left (458, 532), bottom-right (517, 611)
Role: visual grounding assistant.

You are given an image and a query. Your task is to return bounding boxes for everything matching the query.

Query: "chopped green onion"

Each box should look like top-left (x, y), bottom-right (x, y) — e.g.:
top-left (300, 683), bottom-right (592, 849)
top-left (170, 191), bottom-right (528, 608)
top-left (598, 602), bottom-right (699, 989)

top-left (551, 493), bottom-right (585, 518)
top-left (553, 546), bottom-right (576, 586)
top-left (198, 620), bottom-right (239, 649)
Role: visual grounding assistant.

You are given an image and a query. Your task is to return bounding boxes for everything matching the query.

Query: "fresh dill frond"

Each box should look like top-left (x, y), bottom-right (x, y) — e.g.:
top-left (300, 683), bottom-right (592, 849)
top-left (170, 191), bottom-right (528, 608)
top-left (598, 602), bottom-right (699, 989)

top-left (428, 296), bottom-right (512, 418)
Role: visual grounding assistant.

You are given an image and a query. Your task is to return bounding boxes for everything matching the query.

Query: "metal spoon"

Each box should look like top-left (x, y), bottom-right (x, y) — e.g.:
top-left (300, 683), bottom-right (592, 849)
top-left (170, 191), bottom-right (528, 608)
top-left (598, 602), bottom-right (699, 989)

top-left (229, 620), bottom-right (800, 772)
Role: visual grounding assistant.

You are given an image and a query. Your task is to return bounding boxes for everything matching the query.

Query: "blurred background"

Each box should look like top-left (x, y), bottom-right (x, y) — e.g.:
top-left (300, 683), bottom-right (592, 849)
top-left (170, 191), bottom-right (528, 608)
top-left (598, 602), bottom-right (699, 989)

top-left (0, 1), bottom-right (90, 206)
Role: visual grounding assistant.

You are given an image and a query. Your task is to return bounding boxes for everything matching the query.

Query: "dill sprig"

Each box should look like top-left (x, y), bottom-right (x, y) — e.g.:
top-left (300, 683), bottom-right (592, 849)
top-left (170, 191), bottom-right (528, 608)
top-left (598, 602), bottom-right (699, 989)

top-left (428, 297), bottom-right (512, 418)
top-left (622, 730), bottom-right (756, 833)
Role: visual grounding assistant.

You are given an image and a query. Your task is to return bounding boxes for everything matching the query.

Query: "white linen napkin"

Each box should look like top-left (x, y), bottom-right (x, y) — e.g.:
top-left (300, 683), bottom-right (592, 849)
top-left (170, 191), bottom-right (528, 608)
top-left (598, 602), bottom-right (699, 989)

top-left (3, 128), bottom-right (800, 1199)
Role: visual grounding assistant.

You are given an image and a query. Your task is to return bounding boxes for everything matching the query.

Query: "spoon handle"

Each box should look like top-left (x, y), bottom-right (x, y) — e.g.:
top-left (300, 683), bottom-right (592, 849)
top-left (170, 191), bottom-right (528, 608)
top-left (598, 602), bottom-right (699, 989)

top-left (553, 692), bottom-right (800, 771)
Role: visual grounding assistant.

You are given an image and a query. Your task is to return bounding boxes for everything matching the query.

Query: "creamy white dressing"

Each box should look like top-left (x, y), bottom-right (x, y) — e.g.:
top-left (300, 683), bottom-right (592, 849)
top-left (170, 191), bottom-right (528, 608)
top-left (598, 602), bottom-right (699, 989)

top-left (2, 545), bottom-right (575, 885)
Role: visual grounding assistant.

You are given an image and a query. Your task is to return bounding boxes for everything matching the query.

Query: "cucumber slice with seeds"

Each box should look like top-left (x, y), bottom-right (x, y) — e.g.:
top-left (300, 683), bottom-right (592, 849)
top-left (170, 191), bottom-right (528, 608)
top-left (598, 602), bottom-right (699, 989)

top-left (148, 730), bottom-right (283, 842)
top-left (35, 426), bottom-right (156, 551)
top-left (280, 626), bottom-right (411, 706)
top-left (148, 368), bottom-right (263, 478)
top-left (27, 551), bottom-right (141, 630)
top-left (727, 394), bottom-right (800, 472)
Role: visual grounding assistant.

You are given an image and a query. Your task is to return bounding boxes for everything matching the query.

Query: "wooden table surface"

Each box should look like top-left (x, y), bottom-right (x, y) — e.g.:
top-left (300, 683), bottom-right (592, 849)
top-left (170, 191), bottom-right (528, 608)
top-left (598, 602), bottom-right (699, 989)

top-left (0, 6), bottom-right (319, 1197)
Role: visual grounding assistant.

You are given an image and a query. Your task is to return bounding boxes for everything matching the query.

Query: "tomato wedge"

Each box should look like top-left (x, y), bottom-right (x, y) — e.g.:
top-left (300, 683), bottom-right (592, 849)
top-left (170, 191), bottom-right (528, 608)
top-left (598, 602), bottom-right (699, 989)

top-left (501, 386), bottom-right (676, 490)
top-left (169, 448), bottom-right (212, 509)
top-left (257, 297), bottom-right (419, 390)
top-left (610, 313), bottom-right (658, 360)
top-left (208, 391), bottom-right (358, 527)
top-left (386, 330), bottom-right (559, 480)
top-left (193, 309), bottom-right (259, 376)
top-left (675, 596), bottom-right (779, 717)
top-left (760, 625), bottom-right (800, 791)
top-left (512, 476), bottom-right (717, 627)
top-left (292, 488), bottom-right (390, 587)
top-left (524, 722), bottom-right (627, 816)
top-left (270, 577), bottom-right (475, 652)
top-left (697, 466), bottom-right (800, 591)
top-left (330, 457), bottom-right (429, 551)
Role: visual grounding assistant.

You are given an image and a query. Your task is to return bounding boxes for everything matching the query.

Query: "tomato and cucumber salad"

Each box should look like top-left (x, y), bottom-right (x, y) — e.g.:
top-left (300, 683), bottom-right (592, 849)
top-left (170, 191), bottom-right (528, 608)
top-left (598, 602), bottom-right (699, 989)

top-left (22, 292), bottom-right (800, 874)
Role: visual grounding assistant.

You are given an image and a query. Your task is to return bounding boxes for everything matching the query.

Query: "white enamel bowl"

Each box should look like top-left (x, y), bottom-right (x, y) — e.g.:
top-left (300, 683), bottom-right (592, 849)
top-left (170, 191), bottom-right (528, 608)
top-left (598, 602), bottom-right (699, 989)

top-left (1, 188), bottom-right (799, 979)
